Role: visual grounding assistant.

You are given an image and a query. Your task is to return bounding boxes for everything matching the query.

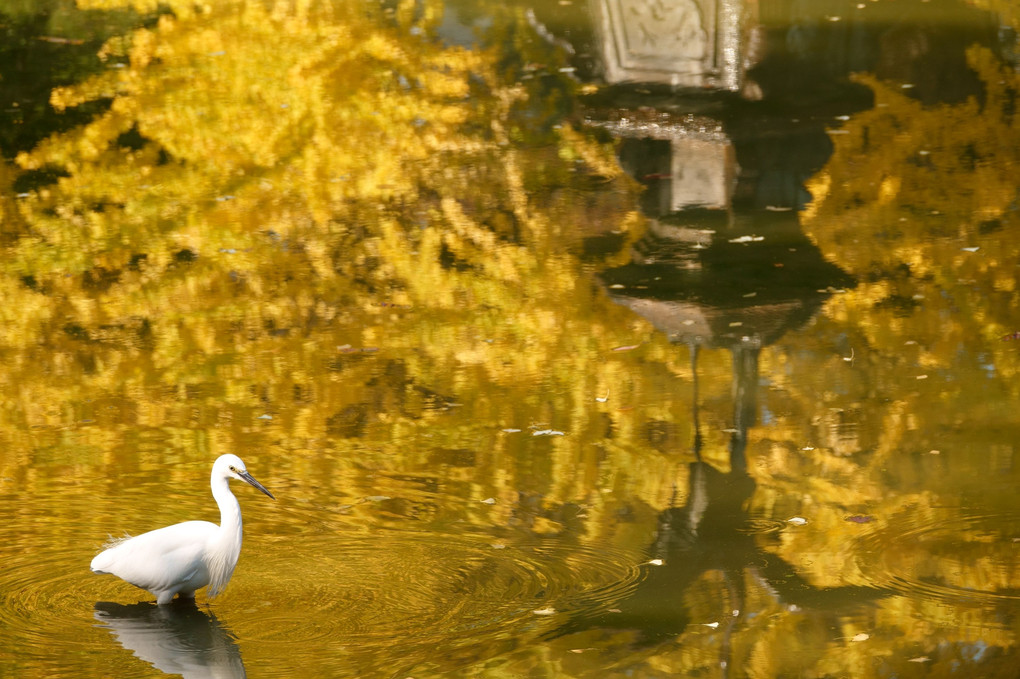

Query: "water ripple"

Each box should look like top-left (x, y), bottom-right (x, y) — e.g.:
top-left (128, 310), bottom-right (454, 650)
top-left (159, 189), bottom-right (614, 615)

top-left (853, 511), bottom-right (1020, 607)
top-left (228, 531), bottom-right (643, 647)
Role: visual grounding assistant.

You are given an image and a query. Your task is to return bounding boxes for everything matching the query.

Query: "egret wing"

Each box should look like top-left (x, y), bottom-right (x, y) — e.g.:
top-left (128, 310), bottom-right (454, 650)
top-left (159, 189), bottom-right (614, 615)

top-left (92, 520), bottom-right (217, 594)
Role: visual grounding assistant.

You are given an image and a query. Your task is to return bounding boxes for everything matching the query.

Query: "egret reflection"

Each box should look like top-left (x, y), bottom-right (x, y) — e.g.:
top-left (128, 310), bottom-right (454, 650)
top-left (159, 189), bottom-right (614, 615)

top-left (93, 599), bottom-right (246, 678)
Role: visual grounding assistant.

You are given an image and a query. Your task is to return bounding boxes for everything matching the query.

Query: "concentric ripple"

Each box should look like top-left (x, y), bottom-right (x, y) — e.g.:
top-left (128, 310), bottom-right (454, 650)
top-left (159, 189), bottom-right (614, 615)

top-left (853, 511), bottom-right (1020, 607)
top-left (227, 531), bottom-right (644, 647)
top-left (0, 521), bottom-right (115, 669)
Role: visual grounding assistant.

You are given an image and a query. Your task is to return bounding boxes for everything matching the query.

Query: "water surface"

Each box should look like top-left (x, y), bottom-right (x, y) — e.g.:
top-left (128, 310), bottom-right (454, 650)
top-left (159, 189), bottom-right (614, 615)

top-left (2, 0), bottom-right (1020, 677)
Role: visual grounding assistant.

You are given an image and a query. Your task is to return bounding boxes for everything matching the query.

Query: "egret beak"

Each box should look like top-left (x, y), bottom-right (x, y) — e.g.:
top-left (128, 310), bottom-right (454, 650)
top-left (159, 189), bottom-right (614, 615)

top-left (239, 471), bottom-right (275, 500)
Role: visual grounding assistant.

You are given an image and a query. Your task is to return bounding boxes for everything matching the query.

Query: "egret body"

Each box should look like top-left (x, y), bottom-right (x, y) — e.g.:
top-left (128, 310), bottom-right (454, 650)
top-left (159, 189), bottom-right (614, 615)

top-left (91, 454), bottom-right (274, 604)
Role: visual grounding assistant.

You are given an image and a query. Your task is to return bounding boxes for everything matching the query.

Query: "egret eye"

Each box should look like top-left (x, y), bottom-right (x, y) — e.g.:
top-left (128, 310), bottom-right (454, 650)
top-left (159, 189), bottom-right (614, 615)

top-left (229, 466), bottom-right (237, 473)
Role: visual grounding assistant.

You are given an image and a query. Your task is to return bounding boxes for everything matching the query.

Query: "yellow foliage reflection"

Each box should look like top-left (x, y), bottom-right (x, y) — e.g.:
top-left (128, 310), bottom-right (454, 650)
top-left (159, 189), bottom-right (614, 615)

top-left (1, 1), bottom-right (1019, 677)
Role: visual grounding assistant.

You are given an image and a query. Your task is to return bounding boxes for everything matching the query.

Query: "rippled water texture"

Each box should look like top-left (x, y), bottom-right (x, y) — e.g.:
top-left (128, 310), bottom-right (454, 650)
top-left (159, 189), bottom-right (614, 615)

top-left (856, 512), bottom-right (1020, 609)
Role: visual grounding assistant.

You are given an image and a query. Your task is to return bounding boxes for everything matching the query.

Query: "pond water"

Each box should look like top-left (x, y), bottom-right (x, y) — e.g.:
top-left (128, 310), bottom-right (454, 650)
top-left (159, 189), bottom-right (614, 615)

top-left (2, 0), bottom-right (1020, 677)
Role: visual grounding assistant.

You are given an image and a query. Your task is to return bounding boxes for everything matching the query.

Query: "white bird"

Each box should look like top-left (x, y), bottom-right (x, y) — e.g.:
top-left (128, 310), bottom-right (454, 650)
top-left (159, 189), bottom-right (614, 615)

top-left (91, 454), bottom-right (275, 605)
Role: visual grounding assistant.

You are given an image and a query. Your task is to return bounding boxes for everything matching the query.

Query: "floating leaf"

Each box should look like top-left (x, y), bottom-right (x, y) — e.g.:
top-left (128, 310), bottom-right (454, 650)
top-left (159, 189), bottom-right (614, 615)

top-left (850, 633), bottom-right (870, 642)
top-left (532, 429), bottom-right (565, 436)
top-left (787, 516), bottom-right (808, 526)
top-left (532, 607), bottom-right (556, 616)
top-left (845, 515), bottom-right (874, 523)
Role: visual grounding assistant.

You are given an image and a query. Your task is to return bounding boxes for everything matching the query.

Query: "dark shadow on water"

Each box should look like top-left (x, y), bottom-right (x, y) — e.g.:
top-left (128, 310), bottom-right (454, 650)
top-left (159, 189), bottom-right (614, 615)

top-left (549, 346), bottom-right (890, 657)
top-left (93, 599), bottom-right (246, 678)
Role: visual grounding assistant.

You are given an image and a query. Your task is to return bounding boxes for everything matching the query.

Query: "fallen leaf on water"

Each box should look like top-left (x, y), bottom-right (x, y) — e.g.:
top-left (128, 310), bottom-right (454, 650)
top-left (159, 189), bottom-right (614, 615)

top-left (257, 414), bottom-right (273, 420)
top-left (595, 390), bottom-right (610, 403)
top-left (38, 35), bottom-right (86, 45)
top-left (701, 622), bottom-right (720, 628)
top-left (481, 497), bottom-right (496, 505)
top-left (612, 344), bottom-right (640, 352)
top-left (501, 428), bottom-right (522, 433)
top-left (787, 516), bottom-right (808, 526)
top-left (532, 607), bottom-right (556, 616)
top-left (845, 515), bottom-right (874, 523)
top-left (647, 558), bottom-right (664, 566)
top-left (365, 495), bottom-right (391, 502)
top-left (961, 246), bottom-right (980, 252)
top-left (850, 633), bottom-right (870, 642)
top-left (532, 429), bottom-right (565, 436)
top-left (729, 235), bottom-right (765, 243)
top-left (908, 657), bottom-right (931, 663)
top-left (337, 345), bottom-right (378, 353)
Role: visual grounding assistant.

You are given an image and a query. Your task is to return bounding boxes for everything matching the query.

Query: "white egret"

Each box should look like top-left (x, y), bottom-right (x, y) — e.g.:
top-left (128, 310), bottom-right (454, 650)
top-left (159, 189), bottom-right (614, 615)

top-left (91, 454), bottom-right (275, 605)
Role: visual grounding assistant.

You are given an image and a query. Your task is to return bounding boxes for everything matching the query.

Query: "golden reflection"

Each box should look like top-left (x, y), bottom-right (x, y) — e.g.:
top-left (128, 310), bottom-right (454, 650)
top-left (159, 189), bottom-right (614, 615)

top-left (1, 1), bottom-right (1019, 677)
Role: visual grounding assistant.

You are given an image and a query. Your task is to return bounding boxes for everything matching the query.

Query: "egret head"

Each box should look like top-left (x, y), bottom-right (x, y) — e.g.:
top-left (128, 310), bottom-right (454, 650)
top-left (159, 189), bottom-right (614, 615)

top-left (215, 454), bottom-right (275, 499)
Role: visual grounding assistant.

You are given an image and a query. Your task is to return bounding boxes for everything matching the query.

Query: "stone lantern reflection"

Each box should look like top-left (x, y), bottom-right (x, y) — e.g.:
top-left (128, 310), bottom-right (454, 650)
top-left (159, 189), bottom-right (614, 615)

top-left (591, 0), bottom-right (751, 92)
